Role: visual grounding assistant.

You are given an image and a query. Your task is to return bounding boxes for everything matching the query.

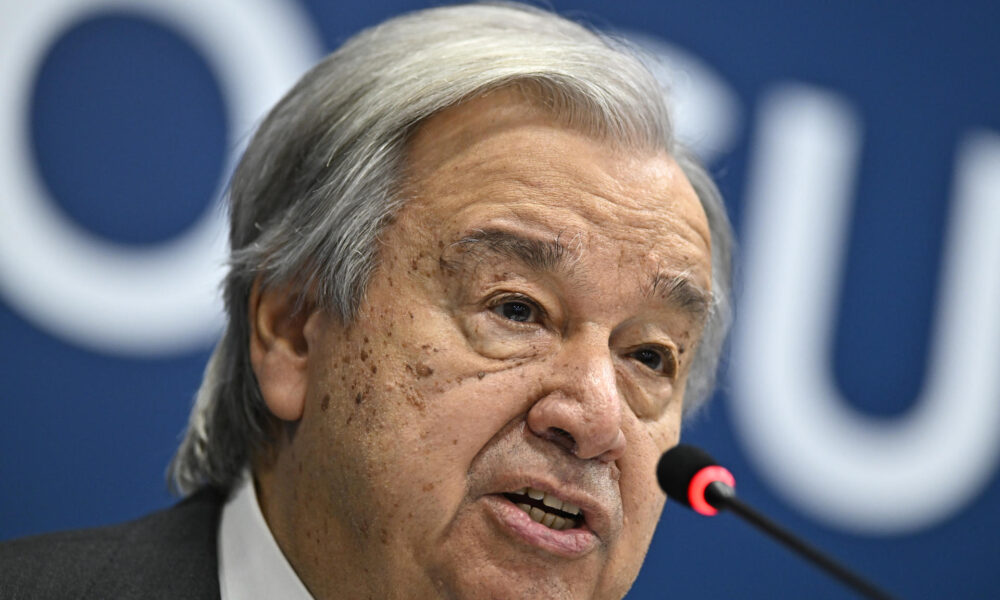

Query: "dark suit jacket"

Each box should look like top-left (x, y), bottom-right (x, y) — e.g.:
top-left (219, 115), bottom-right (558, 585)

top-left (0, 489), bottom-right (224, 599)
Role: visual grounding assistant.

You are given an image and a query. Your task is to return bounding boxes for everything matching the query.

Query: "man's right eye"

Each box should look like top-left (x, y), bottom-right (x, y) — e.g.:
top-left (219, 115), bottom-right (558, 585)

top-left (492, 298), bottom-right (537, 323)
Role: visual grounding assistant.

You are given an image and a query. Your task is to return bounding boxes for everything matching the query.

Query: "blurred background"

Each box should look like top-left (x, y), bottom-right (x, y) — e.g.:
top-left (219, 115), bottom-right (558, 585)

top-left (1, 0), bottom-right (998, 597)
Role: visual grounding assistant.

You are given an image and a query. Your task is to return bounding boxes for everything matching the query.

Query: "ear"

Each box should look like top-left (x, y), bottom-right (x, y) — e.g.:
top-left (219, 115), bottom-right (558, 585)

top-left (248, 279), bottom-right (318, 422)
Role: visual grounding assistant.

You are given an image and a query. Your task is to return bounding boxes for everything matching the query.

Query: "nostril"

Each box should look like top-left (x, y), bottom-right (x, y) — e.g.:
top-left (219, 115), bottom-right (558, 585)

top-left (545, 427), bottom-right (577, 455)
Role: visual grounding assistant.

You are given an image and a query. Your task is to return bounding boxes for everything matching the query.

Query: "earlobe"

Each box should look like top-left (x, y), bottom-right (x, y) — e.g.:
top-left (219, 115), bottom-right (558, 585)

top-left (248, 279), bottom-right (316, 422)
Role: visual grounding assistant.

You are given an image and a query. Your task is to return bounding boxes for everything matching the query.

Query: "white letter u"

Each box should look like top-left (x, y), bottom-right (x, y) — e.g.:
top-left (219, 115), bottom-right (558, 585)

top-left (732, 85), bottom-right (1000, 534)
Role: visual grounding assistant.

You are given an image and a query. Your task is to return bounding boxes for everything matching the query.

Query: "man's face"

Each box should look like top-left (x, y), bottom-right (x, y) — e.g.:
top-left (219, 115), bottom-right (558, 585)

top-left (259, 91), bottom-right (713, 599)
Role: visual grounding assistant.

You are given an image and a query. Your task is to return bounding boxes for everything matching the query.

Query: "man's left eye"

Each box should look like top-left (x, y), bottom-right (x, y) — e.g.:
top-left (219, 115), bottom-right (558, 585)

top-left (629, 347), bottom-right (675, 376)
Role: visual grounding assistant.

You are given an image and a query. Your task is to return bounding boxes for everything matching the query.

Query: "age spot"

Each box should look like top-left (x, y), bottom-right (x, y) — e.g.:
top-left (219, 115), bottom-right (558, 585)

top-left (406, 391), bottom-right (426, 411)
top-left (415, 363), bottom-right (434, 378)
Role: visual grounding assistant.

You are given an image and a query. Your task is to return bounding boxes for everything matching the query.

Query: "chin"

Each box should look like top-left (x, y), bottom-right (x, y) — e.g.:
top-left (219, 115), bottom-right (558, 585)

top-left (441, 577), bottom-right (582, 600)
top-left (426, 559), bottom-right (622, 600)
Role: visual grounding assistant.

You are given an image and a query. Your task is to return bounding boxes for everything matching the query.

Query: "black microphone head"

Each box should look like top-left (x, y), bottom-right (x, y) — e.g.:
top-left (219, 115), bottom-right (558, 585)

top-left (657, 444), bottom-right (719, 508)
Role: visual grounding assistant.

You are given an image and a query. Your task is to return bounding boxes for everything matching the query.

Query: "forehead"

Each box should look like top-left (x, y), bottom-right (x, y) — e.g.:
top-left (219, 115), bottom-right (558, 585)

top-left (400, 90), bottom-right (712, 290)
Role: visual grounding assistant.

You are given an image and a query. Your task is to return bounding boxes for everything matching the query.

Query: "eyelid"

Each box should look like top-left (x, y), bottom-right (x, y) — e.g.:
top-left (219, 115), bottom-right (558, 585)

top-left (487, 292), bottom-right (548, 324)
top-left (628, 344), bottom-right (678, 378)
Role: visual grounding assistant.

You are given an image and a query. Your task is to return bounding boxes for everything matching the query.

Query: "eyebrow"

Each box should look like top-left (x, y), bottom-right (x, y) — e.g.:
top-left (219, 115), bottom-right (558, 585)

top-left (648, 272), bottom-right (712, 320)
top-left (447, 228), bottom-right (575, 273)
top-left (444, 227), bottom-right (712, 319)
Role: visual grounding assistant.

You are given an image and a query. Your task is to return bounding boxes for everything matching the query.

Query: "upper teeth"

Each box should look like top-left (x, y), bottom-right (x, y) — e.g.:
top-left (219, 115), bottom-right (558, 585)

top-left (513, 487), bottom-right (581, 516)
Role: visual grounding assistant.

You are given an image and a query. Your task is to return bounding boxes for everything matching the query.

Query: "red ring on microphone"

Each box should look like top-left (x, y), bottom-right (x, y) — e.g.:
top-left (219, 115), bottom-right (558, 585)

top-left (688, 465), bottom-right (735, 516)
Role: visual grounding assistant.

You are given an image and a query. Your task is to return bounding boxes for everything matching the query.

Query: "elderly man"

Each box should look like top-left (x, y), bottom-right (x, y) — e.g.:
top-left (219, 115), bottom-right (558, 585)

top-left (1, 3), bottom-right (732, 598)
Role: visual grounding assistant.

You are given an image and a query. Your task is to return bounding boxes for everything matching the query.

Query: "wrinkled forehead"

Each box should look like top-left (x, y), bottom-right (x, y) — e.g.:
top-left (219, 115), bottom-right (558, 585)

top-left (397, 89), bottom-right (713, 293)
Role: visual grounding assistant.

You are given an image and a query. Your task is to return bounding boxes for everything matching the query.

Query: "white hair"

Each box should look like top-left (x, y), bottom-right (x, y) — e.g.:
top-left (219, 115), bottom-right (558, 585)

top-left (168, 1), bottom-right (734, 494)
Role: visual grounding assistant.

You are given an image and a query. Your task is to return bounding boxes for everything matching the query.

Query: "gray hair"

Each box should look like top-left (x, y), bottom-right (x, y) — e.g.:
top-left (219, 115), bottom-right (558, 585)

top-left (168, 2), bottom-right (734, 494)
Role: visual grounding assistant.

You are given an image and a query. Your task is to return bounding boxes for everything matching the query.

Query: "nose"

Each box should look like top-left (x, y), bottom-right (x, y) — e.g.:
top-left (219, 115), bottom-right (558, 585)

top-left (526, 331), bottom-right (626, 463)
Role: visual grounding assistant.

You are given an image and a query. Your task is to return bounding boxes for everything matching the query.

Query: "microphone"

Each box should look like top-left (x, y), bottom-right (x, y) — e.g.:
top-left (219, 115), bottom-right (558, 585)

top-left (658, 444), bottom-right (894, 600)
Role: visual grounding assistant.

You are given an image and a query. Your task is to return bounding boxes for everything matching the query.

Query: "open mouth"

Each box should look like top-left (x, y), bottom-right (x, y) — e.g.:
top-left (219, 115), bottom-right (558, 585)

top-left (502, 487), bottom-right (583, 531)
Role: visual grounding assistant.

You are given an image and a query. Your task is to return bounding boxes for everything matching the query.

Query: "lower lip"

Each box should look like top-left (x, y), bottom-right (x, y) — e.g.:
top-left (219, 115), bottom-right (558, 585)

top-left (483, 495), bottom-right (599, 558)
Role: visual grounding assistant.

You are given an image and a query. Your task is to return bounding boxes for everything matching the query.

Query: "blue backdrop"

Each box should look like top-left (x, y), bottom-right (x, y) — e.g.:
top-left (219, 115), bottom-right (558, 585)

top-left (2, 1), bottom-right (998, 598)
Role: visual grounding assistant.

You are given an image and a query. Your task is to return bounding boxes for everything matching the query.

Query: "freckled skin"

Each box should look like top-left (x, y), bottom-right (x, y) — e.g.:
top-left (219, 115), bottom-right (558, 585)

top-left (254, 90), bottom-right (712, 600)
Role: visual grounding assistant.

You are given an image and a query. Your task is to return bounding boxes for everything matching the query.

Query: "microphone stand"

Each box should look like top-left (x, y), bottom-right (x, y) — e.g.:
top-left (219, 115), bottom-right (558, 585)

top-left (706, 482), bottom-right (895, 600)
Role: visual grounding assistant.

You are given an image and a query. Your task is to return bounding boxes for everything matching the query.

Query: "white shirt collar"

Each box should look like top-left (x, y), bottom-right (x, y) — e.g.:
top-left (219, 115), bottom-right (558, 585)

top-left (218, 472), bottom-right (314, 600)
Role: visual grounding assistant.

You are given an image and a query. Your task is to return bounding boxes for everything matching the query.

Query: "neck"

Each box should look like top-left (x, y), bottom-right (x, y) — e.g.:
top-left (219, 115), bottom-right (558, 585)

top-left (253, 442), bottom-right (414, 599)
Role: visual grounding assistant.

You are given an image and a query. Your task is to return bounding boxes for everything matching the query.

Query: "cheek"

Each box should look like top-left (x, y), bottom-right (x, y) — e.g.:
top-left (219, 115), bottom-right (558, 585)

top-left (615, 416), bottom-right (680, 553)
top-left (316, 298), bottom-right (541, 536)
top-left (599, 435), bottom-right (669, 595)
top-left (459, 312), bottom-right (552, 361)
top-left (384, 337), bottom-right (542, 476)
top-left (364, 282), bottom-right (541, 443)
top-left (620, 439), bottom-right (670, 526)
